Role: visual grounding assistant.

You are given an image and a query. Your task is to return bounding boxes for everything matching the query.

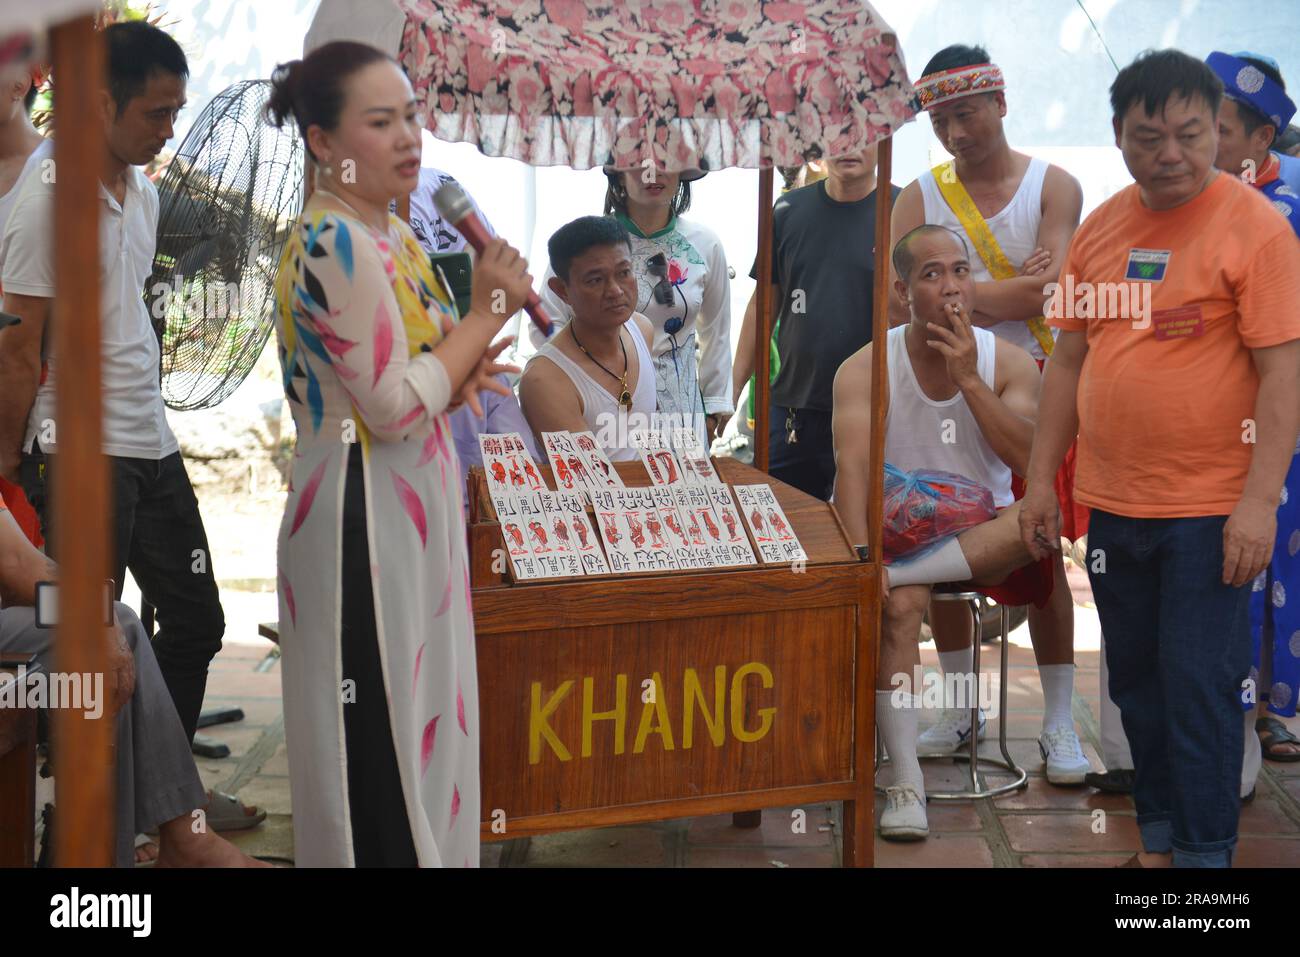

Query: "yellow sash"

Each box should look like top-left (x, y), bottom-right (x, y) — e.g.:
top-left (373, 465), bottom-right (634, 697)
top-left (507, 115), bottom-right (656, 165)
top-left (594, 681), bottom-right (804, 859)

top-left (931, 161), bottom-right (1055, 358)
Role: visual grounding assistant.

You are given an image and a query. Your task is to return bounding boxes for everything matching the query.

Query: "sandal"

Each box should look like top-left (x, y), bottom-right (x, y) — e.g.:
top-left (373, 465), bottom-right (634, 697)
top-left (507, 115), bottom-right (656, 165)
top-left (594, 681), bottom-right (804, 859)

top-left (1256, 717), bottom-right (1300, 763)
top-left (134, 833), bottom-right (159, 866)
top-left (204, 790), bottom-right (267, 832)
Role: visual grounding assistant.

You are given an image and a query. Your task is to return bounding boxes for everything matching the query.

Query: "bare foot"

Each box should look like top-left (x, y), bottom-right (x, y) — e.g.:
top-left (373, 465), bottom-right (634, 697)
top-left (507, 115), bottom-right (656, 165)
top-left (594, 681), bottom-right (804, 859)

top-left (156, 824), bottom-right (271, 868)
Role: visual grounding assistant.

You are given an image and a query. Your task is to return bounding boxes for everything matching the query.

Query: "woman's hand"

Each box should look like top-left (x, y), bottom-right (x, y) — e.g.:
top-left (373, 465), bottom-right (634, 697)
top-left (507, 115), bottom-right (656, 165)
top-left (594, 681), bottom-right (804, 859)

top-left (466, 239), bottom-right (534, 331)
top-left (453, 337), bottom-right (522, 419)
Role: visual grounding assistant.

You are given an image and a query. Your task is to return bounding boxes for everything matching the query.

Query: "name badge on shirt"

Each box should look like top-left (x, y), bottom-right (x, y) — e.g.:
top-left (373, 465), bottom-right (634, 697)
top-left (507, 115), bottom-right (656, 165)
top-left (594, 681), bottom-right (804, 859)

top-left (1125, 248), bottom-right (1172, 282)
top-left (1151, 304), bottom-right (1205, 341)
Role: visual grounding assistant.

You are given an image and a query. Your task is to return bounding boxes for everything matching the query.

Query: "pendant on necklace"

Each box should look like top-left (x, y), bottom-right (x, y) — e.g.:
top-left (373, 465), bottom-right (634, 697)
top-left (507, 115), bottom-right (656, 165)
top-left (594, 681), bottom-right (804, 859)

top-left (619, 388), bottom-right (633, 410)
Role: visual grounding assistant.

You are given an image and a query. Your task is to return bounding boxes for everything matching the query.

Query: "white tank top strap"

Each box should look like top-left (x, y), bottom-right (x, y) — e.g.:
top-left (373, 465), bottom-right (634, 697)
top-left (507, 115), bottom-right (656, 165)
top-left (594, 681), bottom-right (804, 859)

top-left (626, 315), bottom-right (657, 413)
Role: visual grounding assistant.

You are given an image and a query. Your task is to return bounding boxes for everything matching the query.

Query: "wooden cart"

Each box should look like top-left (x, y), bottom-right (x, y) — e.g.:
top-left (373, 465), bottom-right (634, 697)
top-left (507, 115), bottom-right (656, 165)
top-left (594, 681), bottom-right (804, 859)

top-left (467, 457), bottom-right (879, 866)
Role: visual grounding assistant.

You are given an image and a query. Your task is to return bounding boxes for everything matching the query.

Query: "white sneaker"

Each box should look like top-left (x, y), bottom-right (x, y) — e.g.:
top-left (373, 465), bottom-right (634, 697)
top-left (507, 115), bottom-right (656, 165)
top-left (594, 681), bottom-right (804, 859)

top-left (880, 784), bottom-right (929, 841)
top-left (1039, 726), bottom-right (1091, 785)
top-left (917, 708), bottom-right (986, 756)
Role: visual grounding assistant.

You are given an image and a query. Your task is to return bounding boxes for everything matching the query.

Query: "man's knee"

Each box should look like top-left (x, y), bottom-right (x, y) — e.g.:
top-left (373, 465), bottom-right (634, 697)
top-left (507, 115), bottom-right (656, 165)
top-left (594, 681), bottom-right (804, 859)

top-left (112, 602), bottom-right (146, 652)
top-left (884, 584), bottom-right (931, 635)
top-left (0, 606), bottom-right (52, 658)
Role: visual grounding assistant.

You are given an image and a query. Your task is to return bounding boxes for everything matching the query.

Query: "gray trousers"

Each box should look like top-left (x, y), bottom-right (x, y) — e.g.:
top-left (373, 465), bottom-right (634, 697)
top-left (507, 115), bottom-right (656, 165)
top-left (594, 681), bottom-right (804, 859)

top-left (0, 602), bottom-right (205, 866)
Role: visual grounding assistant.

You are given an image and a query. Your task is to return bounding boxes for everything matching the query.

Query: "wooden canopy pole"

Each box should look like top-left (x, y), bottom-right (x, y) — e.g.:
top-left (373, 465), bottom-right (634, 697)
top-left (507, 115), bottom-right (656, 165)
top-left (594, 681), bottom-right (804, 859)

top-left (868, 137), bottom-right (892, 586)
top-left (753, 167), bottom-right (775, 472)
top-left (50, 14), bottom-right (114, 867)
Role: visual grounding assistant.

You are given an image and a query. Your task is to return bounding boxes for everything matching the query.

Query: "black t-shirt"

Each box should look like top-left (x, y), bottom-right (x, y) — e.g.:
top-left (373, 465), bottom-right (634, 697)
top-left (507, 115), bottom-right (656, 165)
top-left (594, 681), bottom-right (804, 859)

top-left (749, 179), bottom-right (900, 412)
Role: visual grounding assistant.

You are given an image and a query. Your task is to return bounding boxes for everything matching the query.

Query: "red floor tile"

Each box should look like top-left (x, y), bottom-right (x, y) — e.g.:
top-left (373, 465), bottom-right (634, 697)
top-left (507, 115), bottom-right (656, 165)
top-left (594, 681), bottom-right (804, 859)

top-left (687, 845), bottom-right (837, 868)
top-left (994, 777), bottom-right (1132, 812)
top-left (1000, 811), bottom-right (1141, 853)
top-left (1232, 836), bottom-right (1300, 867)
top-left (1021, 853), bottom-right (1133, 868)
top-left (874, 833), bottom-right (994, 867)
top-left (522, 826), bottom-right (672, 867)
top-left (1237, 797), bottom-right (1300, 834)
top-left (686, 805), bottom-right (835, 847)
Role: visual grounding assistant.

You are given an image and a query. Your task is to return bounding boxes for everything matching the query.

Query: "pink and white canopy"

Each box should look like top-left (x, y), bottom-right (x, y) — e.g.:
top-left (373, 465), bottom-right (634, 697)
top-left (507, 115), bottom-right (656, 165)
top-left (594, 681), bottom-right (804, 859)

top-left (394, 0), bottom-right (916, 172)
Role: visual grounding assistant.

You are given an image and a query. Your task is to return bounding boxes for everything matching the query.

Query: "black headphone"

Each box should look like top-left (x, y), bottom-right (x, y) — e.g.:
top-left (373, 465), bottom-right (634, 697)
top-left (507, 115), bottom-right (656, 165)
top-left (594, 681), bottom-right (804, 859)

top-left (646, 252), bottom-right (687, 334)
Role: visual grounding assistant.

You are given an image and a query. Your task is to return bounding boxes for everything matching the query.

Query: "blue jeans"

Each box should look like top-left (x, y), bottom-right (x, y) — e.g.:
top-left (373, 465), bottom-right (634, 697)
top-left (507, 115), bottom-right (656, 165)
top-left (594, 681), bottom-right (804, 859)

top-left (1087, 510), bottom-right (1251, 868)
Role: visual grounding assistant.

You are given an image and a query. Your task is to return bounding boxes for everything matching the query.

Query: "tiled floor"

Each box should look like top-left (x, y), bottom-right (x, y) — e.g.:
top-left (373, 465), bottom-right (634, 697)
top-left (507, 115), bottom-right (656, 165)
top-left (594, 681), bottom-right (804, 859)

top-left (192, 560), bottom-right (1300, 868)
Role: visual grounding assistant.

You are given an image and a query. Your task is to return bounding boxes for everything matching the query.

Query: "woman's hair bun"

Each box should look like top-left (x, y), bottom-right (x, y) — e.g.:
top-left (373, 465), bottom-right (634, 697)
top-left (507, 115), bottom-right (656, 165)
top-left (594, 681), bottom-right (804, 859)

top-left (266, 59), bottom-right (303, 129)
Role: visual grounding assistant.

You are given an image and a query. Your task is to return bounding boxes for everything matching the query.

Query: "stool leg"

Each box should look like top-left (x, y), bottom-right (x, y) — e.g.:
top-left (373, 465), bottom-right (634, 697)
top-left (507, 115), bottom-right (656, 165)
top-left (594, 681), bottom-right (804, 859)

top-left (997, 604), bottom-right (1019, 778)
top-left (967, 597), bottom-right (981, 795)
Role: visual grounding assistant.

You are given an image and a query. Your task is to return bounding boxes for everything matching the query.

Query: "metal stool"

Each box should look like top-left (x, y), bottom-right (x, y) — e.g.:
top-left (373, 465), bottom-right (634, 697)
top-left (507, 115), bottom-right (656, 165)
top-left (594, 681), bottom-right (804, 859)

top-left (878, 583), bottom-right (1028, 800)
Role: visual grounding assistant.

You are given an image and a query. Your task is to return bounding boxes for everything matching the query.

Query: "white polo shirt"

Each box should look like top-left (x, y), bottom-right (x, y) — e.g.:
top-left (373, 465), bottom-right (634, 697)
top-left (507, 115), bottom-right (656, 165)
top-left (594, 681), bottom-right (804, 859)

top-left (1, 159), bottom-right (177, 460)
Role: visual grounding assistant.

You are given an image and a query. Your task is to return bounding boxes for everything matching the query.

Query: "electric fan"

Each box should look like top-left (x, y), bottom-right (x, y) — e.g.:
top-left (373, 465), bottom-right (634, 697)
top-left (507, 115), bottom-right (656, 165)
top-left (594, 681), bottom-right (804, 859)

top-left (147, 79), bottom-right (304, 410)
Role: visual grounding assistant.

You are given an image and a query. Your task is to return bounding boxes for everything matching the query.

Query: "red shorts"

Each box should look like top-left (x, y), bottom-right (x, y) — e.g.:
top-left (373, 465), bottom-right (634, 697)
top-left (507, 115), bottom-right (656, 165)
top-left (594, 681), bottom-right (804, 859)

top-left (980, 551), bottom-right (1055, 609)
top-left (0, 476), bottom-right (43, 548)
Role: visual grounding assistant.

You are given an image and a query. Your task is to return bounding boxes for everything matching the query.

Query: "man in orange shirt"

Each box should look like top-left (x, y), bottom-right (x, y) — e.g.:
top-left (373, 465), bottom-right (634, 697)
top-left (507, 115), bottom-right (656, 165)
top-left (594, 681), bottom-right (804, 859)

top-left (1021, 50), bottom-right (1300, 868)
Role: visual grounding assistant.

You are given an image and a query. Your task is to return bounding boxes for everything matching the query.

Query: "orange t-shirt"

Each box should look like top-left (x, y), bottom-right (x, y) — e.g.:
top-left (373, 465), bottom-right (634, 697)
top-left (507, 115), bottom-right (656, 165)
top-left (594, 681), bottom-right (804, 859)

top-left (1051, 172), bottom-right (1300, 518)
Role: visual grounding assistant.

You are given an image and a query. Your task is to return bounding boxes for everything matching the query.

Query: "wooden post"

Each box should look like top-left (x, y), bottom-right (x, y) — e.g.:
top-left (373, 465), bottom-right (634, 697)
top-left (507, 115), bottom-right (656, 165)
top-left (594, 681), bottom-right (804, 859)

top-left (753, 167), bottom-right (775, 472)
top-left (840, 133), bottom-right (894, 867)
top-left (0, 658), bottom-right (39, 867)
top-left (50, 15), bottom-right (114, 868)
top-left (868, 137), bottom-right (891, 600)
top-left (734, 167), bottom-right (777, 829)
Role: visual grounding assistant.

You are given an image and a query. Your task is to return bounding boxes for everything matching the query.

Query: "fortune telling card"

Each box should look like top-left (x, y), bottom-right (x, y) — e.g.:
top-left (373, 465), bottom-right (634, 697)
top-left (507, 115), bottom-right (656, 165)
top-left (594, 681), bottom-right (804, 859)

top-left (490, 492), bottom-right (546, 581)
top-left (479, 433), bottom-right (545, 496)
top-left (514, 491), bottom-right (582, 578)
top-left (705, 484), bottom-right (758, 567)
top-left (590, 488), bottom-right (677, 573)
top-left (732, 484), bottom-right (806, 564)
top-left (662, 485), bottom-right (720, 569)
top-left (679, 452), bottom-right (723, 487)
top-left (571, 430), bottom-right (624, 488)
top-left (547, 490), bottom-right (609, 575)
top-left (590, 488), bottom-right (639, 573)
top-left (640, 447), bottom-right (684, 486)
top-left (534, 491), bottom-right (588, 577)
top-left (541, 431), bottom-right (601, 497)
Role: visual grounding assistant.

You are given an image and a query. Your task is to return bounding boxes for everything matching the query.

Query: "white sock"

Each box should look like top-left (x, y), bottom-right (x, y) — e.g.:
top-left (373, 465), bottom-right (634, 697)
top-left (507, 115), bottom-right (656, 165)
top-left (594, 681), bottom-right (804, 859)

top-left (1242, 708), bottom-right (1262, 798)
top-left (877, 692), bottom-right (924, 793)
top-left (1039, 663), bottom-right (1075, 734)
top-left (937, 646), bottom-right (975, 726)
top-left (886, 537), bottom-right (972, 588)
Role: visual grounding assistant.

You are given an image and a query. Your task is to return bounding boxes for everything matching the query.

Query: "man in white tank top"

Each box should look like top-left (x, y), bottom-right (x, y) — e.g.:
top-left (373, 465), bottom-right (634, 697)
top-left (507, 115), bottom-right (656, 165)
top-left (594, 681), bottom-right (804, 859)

top-left (890, 44), bottom-right (1094, 791)
top-left (835, 224), bottom-right (1046, 839)
top-left (520, 216), bottom-right (656, 461)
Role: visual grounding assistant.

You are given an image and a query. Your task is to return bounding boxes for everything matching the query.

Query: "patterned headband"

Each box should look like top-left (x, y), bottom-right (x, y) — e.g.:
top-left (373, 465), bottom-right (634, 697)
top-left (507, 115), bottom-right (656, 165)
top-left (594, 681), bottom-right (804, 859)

top-left (916, 63), bottom-right (1006, 111)
top-left (1205, 52), bottom-right (1296, 134)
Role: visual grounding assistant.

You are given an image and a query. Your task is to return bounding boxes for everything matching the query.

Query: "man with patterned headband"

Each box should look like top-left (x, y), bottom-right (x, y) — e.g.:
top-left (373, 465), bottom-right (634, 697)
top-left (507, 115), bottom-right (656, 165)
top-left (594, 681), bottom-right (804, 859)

top-left (887, 44), bottom-right (1092, 787)
top-left (1205, 51), bottom-right (1300, 798)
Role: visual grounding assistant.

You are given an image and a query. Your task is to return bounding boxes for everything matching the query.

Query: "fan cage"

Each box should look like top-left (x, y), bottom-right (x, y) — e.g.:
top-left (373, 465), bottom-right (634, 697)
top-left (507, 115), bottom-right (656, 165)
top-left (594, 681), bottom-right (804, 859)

top-left (149, 78), bottom-right (304, 411)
